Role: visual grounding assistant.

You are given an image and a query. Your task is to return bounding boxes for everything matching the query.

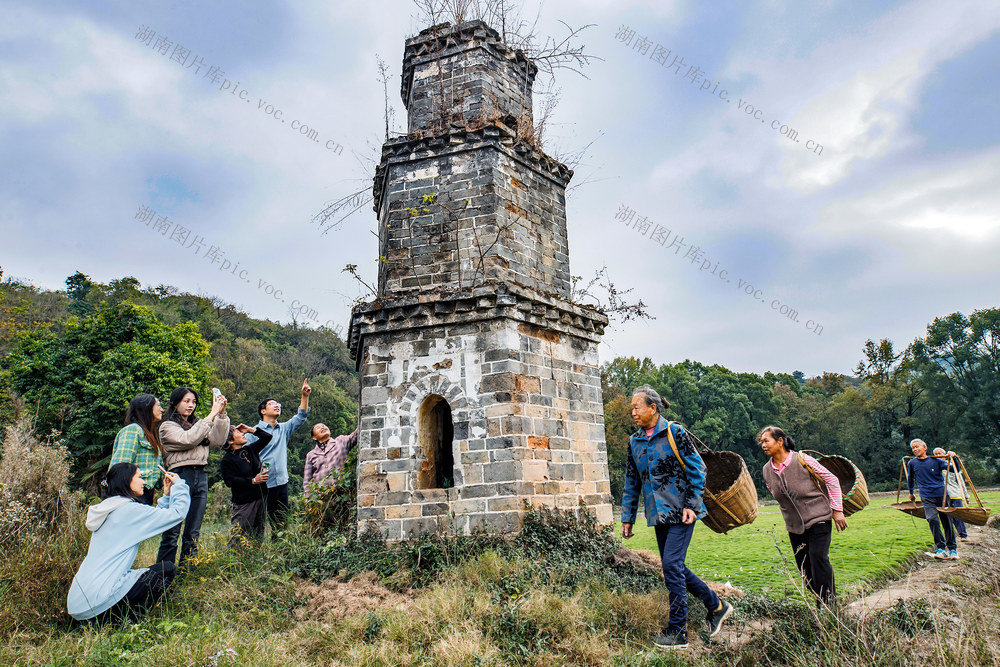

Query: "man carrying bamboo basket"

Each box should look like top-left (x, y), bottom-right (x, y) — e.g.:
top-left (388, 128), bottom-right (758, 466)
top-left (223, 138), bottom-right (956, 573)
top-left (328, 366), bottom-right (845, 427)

top-left (907, 439), bottom-right (958, 559)
top-left (621, 385), bottom-right (733, 650)
top-left (933, 447), bottom-right (969, 541)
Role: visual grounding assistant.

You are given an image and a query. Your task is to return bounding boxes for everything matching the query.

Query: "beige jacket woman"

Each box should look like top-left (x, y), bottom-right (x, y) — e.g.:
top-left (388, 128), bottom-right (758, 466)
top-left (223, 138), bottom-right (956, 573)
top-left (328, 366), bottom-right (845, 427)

top-left (160, 414), bottom-right (230, 469)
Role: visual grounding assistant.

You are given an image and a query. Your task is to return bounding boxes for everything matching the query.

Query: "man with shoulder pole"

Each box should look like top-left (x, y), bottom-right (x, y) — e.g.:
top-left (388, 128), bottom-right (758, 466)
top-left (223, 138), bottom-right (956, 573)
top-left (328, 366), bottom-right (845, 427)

top-left (908, 439), bottom-right (958, 560)
top-left (933, 447), bottom-right (969, 542)
top-left (621, 385), bottom-right (733, 650)
top-left (245, 378), bottom-right (311, 531)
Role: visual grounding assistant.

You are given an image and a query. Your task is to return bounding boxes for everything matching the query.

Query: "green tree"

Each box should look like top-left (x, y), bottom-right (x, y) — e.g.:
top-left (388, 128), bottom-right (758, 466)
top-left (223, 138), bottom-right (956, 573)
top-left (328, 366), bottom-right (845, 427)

top-left (913, 308), bottom-right (1000, 461)
top-left (65, 271), bottom-right (93, 317)
top-left (6, 301), bottom-right (212, 485)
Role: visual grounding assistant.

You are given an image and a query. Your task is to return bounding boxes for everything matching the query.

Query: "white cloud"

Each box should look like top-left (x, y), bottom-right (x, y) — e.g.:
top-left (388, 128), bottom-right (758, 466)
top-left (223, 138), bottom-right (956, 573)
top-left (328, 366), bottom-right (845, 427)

top-left (817, 148), bottom-right (1000, 263)
top-left (769, 1), bottom-right (1000, 192)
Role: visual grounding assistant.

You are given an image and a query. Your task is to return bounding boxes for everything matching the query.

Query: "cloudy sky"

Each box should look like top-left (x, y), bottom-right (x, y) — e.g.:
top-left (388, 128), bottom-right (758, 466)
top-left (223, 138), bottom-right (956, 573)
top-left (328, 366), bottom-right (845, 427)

top-left (2, 0), bottom-right (998, 377)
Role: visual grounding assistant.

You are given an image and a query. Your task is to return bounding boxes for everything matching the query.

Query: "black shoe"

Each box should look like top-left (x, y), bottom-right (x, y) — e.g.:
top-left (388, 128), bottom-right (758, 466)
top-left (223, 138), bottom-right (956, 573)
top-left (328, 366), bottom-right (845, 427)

top-left (653, 631), bottom-right (689, 650)
top-left (706, 599), bottom-right (733, 637)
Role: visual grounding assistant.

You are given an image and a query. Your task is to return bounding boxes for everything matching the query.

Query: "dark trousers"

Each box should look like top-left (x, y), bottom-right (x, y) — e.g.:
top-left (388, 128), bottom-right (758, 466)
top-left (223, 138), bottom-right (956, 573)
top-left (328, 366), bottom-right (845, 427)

top-left (788, 520), bottom-right (836, 603)
top-left (947, 498), bottom-right (968, 538)
top-left (156, 466), bottom-right (208, 565)
top-left (655, 522), bottom-right (720, 636)
top-left (139, 487), bottom-right (155, 506)
top-left (90, 561), bottom-right (176, 625)
top-left (265, 483), bottom-right (289, 530)
top-left (921, 495), bottom-right (956, 551)
top-left (230, 498), bottom-right (267, 549)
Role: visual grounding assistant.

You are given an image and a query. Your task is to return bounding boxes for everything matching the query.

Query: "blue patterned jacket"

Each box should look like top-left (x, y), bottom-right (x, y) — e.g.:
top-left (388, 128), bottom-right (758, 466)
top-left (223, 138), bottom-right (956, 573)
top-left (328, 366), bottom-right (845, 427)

top-left (622, 417), bottom-right (708, 526)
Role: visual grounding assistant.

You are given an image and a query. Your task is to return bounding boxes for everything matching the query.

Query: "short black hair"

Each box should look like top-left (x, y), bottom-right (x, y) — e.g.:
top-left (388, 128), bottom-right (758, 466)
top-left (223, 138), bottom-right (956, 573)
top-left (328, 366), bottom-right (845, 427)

top-left (257, 397), bottom-right (276, 418)
top-left (104, 462), bottom-right (142, 501)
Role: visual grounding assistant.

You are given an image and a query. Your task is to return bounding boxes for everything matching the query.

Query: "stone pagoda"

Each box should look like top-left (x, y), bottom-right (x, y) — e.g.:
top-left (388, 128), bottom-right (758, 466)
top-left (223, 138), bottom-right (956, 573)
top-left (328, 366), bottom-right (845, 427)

top-left (347, 20), bottom-right (612, 539)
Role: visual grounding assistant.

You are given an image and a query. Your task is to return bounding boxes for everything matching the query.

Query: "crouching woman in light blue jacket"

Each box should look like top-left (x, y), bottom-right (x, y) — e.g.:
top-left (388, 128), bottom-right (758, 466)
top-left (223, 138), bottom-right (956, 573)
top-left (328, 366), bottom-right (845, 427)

top-left (67, 462), bottom-right (190, 624)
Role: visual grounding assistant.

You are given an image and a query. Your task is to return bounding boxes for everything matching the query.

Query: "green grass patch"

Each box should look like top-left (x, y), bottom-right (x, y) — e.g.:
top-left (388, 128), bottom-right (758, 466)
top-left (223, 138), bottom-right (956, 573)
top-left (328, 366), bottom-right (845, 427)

top-left (618, 491), bottom-right (1000, 595)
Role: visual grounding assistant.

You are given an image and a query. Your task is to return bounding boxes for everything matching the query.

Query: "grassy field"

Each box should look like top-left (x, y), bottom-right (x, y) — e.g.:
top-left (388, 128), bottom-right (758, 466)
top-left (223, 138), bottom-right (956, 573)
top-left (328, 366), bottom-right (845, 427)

top-left (617, 491), bottom-right (1000, 596)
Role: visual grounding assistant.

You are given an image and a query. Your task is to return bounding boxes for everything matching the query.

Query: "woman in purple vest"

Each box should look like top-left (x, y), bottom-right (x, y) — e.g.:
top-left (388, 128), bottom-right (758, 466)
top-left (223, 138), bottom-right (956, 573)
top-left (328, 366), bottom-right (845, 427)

top-left (759, 426), bottom-right (848, 604)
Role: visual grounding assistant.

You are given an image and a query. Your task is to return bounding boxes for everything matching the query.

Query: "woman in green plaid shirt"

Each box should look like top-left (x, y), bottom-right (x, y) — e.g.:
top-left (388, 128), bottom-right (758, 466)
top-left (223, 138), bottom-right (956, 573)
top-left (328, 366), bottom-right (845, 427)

top-left (109, 393), bottom-right (165, 505)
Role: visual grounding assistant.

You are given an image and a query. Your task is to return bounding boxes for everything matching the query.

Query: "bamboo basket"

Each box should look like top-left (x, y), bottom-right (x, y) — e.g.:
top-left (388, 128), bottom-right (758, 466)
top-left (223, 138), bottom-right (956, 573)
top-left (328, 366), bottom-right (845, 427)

top-left (939, 453), bottom-right (992, 526)
top-left (700, 450), bottom-right (759, 534)
top-left (894, 454), bottom-right (992, 525)
top-left (890, 500), bottom-right (925, 518)
top-left (938, 505), bottom-right (991, 526)
top-left (804, 452), bottom-right (869, 517)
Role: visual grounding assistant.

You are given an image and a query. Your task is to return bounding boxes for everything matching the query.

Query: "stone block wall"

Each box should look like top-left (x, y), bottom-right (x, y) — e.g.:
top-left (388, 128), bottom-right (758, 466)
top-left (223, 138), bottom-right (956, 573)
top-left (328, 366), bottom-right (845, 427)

top-left (374, 130), bottom-right (573, 299)
top-left (351, 288), bottom-right (613, 540)
top-left (402, 21), bottom-right (536, 133)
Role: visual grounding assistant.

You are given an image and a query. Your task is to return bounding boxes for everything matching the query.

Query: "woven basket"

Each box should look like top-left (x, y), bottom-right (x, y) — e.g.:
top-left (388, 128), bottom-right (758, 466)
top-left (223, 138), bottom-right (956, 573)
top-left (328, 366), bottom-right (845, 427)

top-left (814, 454), bottom-right (869, 517)
top-left (700, 451), bottom-right (758, 534)
top-left (939, 506), bottom-right (992, 526)
top-left (891, 500), bottom-right (925, 518)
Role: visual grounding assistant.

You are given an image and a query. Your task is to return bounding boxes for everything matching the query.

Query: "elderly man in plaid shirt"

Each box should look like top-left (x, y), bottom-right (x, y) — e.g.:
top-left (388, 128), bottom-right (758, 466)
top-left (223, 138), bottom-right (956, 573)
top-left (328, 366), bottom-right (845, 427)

top-left (302, 424), bottom-right (359, 495)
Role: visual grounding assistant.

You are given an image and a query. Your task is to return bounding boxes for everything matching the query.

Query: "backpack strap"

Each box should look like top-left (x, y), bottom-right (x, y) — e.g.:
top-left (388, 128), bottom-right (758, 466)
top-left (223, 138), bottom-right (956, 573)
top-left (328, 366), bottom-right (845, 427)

top-left (664, 421), bottom-right (686, 470)
top-left (797, 452), bottom-right (827, 494)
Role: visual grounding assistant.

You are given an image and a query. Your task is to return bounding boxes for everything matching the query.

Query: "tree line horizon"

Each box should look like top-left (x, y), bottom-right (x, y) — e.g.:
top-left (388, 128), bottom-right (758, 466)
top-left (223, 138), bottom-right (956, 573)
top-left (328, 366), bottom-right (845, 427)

top-left (1, 270), bottom-right (997, 503)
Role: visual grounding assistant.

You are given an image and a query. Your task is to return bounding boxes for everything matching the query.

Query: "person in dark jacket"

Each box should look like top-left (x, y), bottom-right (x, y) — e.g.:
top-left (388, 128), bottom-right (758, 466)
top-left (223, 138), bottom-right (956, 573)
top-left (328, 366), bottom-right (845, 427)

top-left (760, 425), bottom-right (847, 604)
top-left (907, 439), bottom-right (957, 559)
top-left (220, 424), bottom-right (273, 548)
top-left (621, 385), bottom-right (732, 651)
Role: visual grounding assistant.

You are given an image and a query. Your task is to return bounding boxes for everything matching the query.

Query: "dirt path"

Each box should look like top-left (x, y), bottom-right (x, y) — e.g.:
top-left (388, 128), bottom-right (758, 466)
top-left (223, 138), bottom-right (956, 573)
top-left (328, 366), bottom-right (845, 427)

top-left (847, 523), bottom-right (994, 615)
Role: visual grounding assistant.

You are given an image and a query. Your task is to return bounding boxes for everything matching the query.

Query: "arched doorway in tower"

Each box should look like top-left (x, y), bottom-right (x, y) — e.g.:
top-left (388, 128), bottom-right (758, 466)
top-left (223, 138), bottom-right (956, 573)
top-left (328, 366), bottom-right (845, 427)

top-left (418, 394), bottom-right (455, 489)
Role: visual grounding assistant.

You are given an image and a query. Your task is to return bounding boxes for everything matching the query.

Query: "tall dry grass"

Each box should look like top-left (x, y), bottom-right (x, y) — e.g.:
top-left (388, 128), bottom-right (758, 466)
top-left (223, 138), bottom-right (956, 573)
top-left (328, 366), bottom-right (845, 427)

top-left (2, 416), bottom-right (999, 665)
top-left (0, 419), bottom-right (91, 638)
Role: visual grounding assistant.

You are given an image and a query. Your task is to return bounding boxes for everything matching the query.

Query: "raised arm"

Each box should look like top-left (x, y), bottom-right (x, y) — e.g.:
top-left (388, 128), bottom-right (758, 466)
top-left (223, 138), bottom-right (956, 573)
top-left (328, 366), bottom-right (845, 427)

top-left (299, 378), bottom-right (311, 412)
top-left (207, 413), bottom-right (231, 448)
top-left (132, 478), bottom-right (192, 542)
top-left (248, 427), bottom-right (273, 455)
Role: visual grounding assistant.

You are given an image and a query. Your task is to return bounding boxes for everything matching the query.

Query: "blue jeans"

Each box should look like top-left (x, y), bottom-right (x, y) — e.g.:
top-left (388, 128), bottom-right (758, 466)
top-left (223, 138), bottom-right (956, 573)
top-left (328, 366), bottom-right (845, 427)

top-left (921, 495), bottom-right (956, 551)
top-left (655, 522), bottom-right (719, 635)
top-left (156, 466), bottom-right (208, 565)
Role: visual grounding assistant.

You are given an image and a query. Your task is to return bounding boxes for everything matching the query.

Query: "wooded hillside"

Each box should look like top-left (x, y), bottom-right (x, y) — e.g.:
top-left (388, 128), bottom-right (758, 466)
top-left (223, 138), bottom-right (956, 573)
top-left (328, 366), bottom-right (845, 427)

top-left (1, 269), bottom-right (997, 500)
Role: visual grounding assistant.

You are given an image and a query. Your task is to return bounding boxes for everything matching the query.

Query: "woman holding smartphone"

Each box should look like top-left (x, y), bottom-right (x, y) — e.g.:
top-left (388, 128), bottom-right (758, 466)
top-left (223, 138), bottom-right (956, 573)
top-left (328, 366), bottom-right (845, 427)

top-left (156, 386), bottom-right (229, 566)
top-left (109, 393), bottom-right (165, 505)
top-left (220, 424), bottom-right (272, 548)
top-left (68, 463), bottom-right (189, 624)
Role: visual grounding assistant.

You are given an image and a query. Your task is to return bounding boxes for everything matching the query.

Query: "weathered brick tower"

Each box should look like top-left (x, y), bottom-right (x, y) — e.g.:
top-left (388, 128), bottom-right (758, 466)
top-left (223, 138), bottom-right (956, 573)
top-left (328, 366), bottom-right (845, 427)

top-left (347, 20), bottom-right (612, 539)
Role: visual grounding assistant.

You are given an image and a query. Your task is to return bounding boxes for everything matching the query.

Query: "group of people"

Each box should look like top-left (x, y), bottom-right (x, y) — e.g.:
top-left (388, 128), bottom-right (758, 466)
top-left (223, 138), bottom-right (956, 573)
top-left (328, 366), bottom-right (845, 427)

top-left (621, 385), bottom-right (973, 651)
top-left (67, 379), bottom-right (358, 624)
top-left (67, 378), bottom-right (972, 640)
